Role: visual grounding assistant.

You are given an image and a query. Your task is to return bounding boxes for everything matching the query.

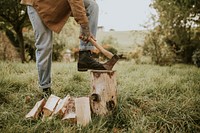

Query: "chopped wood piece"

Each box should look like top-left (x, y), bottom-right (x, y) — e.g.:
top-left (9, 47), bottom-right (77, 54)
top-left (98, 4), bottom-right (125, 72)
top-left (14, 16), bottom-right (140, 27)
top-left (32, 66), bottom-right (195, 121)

top-left (25, 99), bottom-right (45, 119)
top-left (62, 97), bottom-right (76, 119)
top-left (90, 70), bottom-right (117, 115)
top-left (62, 112), bottom-right (76, 120)
top-left (43, 94), bottom-right (60, 117)
top-left (75, 97), bottom-right (91, 126)
top-left (62, 112), bottom-right (77, 124)
top-left (66, 97), bottom-right (75, 112)
top-left (62, 97), bottom-right (76, 123)
top-left (53, 95), bottom-right (70, 117)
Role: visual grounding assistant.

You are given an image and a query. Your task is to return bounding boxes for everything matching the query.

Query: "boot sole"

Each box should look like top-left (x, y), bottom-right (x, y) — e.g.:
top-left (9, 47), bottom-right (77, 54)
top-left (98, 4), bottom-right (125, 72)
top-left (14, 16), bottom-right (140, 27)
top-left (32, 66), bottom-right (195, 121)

top-left (78, 63), bottom-right (88, 71)
top-left (78, 62), bottom-right (106, 71)
top-left (78, 68), bottom-right (88, 71)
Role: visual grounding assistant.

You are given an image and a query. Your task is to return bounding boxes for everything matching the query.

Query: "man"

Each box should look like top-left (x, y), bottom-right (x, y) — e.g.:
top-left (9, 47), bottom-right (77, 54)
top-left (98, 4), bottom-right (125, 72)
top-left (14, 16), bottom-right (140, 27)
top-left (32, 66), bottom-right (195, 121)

top-left (20, 0), bottom-right (119, 97)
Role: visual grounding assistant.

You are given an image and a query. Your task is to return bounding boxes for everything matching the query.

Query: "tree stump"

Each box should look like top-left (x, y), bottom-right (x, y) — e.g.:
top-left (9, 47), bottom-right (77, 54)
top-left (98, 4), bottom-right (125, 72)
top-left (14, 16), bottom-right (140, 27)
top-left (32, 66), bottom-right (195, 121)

top-left (90, 70), bottom-right (117, 115)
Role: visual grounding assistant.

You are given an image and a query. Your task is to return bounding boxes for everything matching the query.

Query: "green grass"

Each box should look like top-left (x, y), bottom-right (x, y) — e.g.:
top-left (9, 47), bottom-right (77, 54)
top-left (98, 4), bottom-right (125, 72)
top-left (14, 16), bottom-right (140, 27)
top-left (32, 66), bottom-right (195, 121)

top-left (0, 61), bottom-right (200, 133)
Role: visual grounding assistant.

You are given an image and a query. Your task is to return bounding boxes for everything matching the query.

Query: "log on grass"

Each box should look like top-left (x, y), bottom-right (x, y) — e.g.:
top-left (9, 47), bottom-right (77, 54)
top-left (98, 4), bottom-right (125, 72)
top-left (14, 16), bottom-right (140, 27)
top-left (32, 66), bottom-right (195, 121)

top-left (90, 70), bottom-right (117, 115)
top-left (25, 98), bottom-right (45, 119)
top-left (43, 94), bottom-right (60, 117)
top-left (53, 95), bottom-right (70, 117)
top-left (62, 112), bottom-right (76, 124)
top-left (75, 97), bottom-right (91, 126)
top-left (62, 97), bottom-right (76, 123)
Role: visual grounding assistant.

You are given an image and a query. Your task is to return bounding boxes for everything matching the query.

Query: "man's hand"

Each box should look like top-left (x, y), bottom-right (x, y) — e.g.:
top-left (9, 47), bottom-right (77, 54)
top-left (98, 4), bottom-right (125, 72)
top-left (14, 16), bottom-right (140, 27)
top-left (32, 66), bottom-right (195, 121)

top-left (79, 24), bottom-right (96, 43)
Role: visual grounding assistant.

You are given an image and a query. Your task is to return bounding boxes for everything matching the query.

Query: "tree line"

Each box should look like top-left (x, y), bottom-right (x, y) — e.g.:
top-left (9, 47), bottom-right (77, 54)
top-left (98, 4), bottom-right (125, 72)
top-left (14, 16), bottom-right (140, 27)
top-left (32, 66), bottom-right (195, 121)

top-left (0, 0), bottom-right (79, 63)
top-left (0, 0), bottom-right (200, 65)
top-left (143, 0), bottom-right (200, 66)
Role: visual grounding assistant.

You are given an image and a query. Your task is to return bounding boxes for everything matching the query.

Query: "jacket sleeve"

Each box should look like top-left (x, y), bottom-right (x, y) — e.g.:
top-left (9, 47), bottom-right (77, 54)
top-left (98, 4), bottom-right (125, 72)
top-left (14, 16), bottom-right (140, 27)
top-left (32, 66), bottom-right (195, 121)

top-left (20, 0), bottom-right (34, 5)
top-left (68, 0), bottom-right (89, 25)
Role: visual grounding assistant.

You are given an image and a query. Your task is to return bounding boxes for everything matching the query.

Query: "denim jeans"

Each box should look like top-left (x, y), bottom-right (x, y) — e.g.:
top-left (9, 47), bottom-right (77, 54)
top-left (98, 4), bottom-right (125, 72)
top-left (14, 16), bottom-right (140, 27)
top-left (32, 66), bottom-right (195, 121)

top-left (80, 0), bottom-right (99, 51)
top-left (27, 0), bottom-right (99, 89)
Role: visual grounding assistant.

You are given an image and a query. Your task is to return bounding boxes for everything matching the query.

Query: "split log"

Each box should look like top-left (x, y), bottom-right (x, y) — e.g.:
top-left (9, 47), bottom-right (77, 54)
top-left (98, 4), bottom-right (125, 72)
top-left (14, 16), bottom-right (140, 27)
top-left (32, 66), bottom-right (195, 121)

top-left (62, 112), bottom-right (76, 120)
top-left (53, 95), bottom-right (70, 117)
top-left (75, 97), bottom-right (91, 126)
top-left (62, 97), bottom-right (76, 123)
top-left (25, 98), bottom-right (45, 119)
top-left (62, 112), bottom-right (76, 124)
top-left (90, 70), bottom-right (117, 115)
top-left (43, 94), bottom-right (60, 117)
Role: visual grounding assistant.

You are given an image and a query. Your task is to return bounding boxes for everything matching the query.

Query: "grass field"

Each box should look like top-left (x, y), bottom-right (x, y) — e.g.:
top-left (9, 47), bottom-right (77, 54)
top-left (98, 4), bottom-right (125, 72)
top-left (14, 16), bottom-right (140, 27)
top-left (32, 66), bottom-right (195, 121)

top-left (0, 61), bottom-right (200, 133)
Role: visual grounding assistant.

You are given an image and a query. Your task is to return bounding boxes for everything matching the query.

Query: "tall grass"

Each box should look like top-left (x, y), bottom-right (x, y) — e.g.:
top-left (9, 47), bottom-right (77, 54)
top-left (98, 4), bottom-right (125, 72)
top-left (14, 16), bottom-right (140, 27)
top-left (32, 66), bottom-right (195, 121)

top-left (0, 61), bottom-right (200, 133)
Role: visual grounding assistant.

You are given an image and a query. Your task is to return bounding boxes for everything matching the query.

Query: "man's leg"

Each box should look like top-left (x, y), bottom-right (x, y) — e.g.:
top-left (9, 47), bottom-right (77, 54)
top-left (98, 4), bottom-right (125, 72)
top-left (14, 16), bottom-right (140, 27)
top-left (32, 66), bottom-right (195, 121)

top-left (27, 6), bottom-right (53, 94)
top-left (78, 0), bottom-right (107, 71)
top-left (78, 0), bottom-right (120, 71)
top-left (80, 0), bottom-right (99, 51)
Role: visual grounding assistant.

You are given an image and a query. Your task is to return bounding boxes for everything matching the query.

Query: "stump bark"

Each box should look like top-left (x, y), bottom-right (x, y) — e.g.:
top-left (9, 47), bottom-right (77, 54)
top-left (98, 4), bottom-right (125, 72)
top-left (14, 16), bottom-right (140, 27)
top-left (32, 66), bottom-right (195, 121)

top-left (90, 70), bottom-right (117, 115)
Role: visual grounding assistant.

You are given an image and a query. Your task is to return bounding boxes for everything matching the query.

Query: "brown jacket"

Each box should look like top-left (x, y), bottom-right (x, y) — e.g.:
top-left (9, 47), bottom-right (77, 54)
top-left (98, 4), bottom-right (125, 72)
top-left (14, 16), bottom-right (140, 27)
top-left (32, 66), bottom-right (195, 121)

top-left (21, 0), bottom-right (88, 33)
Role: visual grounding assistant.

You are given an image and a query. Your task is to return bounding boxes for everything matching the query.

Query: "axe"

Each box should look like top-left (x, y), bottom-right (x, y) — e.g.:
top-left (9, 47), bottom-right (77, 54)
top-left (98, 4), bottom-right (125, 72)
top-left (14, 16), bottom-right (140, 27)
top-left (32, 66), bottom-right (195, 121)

top-left (89, 38), bottom-right (114, 59)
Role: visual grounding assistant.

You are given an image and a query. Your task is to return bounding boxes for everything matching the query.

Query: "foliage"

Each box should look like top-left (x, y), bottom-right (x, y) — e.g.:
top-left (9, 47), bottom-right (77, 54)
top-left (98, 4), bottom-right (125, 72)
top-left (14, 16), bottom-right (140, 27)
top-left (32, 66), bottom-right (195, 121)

top-left (0, 0), bottom-right (30, 63)
top-left (100, 35), bottom-right (118, 60)
top-left (192, 48), bottom-right (200, 67)
top-left (53, 18), bottom-right (80, 49)
top-left (52, 18), bottom-right (79, 62)
top-left (23, 18), bottom-right (79, 62)
top-left (143, 27), bottom-right (176, 65)
top-left (52, 43), bottom-right (65, 62)
top-left (106, 46), bottom-right (118, 55)
top-left (0, 61), bottom-right (200, 132)
top-left (0, 32), bottom-right (20, 61)
top-left (101, 35), bottom-right (119, 47)
top-left (149, 0), bottom-right (200, 64)
top-left (0, 1), bottom-right (79, 62)
top-left (125, 46), bottom-right (142, 61)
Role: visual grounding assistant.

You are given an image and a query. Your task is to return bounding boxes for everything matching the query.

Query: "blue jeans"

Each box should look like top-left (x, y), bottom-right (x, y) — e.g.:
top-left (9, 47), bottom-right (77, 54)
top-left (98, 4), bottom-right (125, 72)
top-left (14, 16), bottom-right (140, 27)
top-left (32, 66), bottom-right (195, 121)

top-left (27, 0), bottom-right (99, 89)
top-left (80, 0), bottom-right (99, 51)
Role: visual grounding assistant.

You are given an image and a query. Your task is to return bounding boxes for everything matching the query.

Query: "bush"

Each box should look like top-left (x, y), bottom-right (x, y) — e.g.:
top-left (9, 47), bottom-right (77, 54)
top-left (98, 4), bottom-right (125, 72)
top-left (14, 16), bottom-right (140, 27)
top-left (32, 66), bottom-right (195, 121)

top-left (143, 29), bottom-right (176, 66)
top-left (52, 43), bottom-right (65, 61)
top-left (192, 49), bottom-right (200, 67)
top-left (0, 32), bottom-right (20, 61)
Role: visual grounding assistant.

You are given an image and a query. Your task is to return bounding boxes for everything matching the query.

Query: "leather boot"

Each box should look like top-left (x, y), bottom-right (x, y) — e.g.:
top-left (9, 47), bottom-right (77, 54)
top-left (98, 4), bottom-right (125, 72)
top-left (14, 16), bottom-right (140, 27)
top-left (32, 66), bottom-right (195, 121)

top-left (103, 54), bottom-right (120, 70)
top-left (41, 87), bottom-right (52, 100)
top-left (78, 50), bottom-right (106, 71)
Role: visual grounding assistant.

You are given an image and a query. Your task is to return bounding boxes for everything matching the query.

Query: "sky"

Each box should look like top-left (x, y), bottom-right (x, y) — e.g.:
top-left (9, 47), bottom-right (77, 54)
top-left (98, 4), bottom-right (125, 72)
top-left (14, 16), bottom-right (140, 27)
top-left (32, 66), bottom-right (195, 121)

top-left (96, 0), bottom-right (156, 31)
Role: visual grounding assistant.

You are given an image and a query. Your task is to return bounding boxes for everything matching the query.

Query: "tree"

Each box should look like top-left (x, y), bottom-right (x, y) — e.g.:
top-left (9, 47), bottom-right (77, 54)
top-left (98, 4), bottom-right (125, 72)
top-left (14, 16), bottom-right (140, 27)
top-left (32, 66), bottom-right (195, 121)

top-left (143, 26), bottom-right (176, 65)
top-left (0, 0), bottom-right (30, 63)
top-left (149, 0), bottom-right (200, 63)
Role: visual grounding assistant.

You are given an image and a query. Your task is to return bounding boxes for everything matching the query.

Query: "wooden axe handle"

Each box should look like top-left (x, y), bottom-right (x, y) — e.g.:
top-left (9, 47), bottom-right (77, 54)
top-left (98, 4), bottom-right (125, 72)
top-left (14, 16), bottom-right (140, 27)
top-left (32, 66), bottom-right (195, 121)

top-left (89, 38), bottom-right (113, 59)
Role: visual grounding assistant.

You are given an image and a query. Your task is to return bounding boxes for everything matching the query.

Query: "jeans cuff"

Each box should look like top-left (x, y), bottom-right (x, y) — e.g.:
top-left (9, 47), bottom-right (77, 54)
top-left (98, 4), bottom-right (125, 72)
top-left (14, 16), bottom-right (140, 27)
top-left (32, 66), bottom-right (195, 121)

top-left (39, 83), bottom-right (51, 90)
top-left (80, 45), bottom-right (95, 51)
